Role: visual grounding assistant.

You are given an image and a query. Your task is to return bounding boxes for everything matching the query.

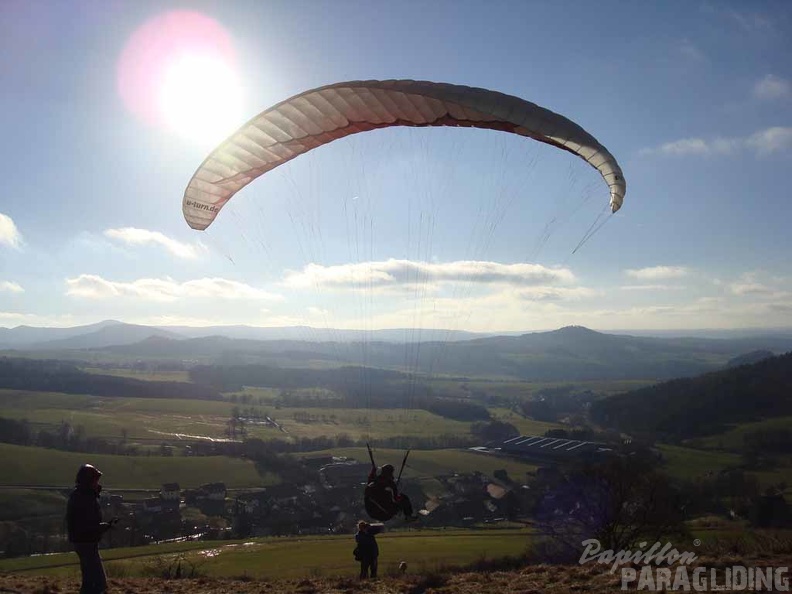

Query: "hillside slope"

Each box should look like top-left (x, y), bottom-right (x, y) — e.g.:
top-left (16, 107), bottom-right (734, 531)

top-left (590, 351), bottom-right (792, 437)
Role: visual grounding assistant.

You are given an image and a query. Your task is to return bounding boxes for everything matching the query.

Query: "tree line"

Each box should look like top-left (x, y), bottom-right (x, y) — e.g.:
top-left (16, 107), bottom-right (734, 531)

top-left (589, 351), bottom-right (792, 439)
top-left (0, 357), bottom-right (221, 400)
top-left (0, 417), bottom-right (138, 455)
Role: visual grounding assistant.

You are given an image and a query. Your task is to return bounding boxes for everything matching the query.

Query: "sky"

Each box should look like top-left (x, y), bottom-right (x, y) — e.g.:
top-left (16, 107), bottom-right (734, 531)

top-left (0, 0), bottom-right (791, 335)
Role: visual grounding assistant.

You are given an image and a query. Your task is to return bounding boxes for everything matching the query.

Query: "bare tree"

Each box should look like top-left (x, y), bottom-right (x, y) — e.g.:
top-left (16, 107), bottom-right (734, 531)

top-left (532, 456), bottom-right (688, 561)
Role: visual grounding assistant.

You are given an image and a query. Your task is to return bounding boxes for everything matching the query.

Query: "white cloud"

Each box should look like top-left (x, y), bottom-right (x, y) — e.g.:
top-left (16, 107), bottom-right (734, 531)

top-left (640, 127), bottom-right (792, 158)
top-left (515, 286), bottom-right (599, 302)
top-left (104, 227), bottom-right (205, 259)
top-left (724, 9), bottom-right (774, 34)
top-left (0, 281), bottom-right (23, 293)
top-left (131, 315), bottom-right (224, 327)
top-left (0, 312), bottom-right (77, 327)
top-left (0, 213), bottom-right (22, 249)
top-left (727, 271), bottom-right (791, 300)
top-left (730, 282), bottom-right (775, 296)
top-left (620, 284), bottom-right (681, 291)
top-left (625, 266), bottom-right (690, 281)
top-left (282, 259), bottom-right (575, 292)
top-left (753, 75), bottom-right (792, 101)
top-left (640, 137), bottom-right (738, 157)
top-left (677, 39), bottom-right (707, 64)
top-left (65, 274), bottom-right (283, 302)
top-left (746, 127), bottom-right (792, 155)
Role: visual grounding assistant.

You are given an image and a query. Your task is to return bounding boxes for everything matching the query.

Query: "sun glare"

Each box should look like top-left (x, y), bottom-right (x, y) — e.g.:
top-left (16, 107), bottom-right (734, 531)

top-left (159, 53), bottom-right (243, 145)
top-left (117, 10), bottom-right (244, 147)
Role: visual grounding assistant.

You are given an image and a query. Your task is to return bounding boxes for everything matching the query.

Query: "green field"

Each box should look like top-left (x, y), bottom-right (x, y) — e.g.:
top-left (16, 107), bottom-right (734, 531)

top-left (657, 443), bottom-right (792, 492)
top-left (686, 416), bottom-right (792, 452)
top-left (657, 444), bottom-right (743, 481)
top-left (80, 367), bottom-right (192, 382)
top-left (0, 390), bottom-right (484, 444)
top-left (0, 443), bottom-right (537, 491)
top-left (0, 390), bottom-right (562, 446)
top-left (0, 489), bottom-right (68, 521)
top-left (0, 528), bottom-right (533, 579)
top-left (0, 390), bottom-right (236, 442)
top-left (487, 408), bottom-right (561, 435)
top-left (429, 378), bottom-right (657, 399)
top-left (0, 443), bottom-right (276, 489)
top-left (0, 385), bottom-right (569, 448)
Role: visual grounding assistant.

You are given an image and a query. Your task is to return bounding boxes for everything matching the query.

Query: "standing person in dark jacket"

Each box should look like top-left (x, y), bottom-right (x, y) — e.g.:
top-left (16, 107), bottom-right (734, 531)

top-left (66, 464), bottom-right (116, 594)
top-left (354, 520), bottom-right (383, 579)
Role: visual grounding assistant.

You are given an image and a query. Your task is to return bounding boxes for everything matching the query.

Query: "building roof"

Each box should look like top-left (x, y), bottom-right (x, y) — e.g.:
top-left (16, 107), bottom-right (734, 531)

top-left (487, 435), bottom-right (613, 460)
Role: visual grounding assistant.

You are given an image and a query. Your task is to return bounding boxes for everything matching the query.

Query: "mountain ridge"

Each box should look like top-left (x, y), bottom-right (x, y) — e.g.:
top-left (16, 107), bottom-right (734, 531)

top-left (3, 322), bottom-right (791, 382)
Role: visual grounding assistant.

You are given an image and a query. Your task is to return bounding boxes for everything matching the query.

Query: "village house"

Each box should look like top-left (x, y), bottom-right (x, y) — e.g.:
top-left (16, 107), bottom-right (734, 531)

top-left (159, 483), bottom-right (181, 511)
top-left (160, 483), bottom-right (180, 501)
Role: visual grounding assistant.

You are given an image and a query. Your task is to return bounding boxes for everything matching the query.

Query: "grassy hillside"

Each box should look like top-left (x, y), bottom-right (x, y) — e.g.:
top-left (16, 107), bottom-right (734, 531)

top-left (688, 416), bottom-right (792, 452)
top-left (0, 529), bottom-right (533, 579)
top-left (0, 530), bottom-right (789, 594)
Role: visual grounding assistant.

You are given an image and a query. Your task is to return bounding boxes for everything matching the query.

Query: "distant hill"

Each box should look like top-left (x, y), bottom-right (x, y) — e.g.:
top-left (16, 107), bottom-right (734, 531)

top-left (3, 322), bottom-right (792, 382)
top-left (0, 320), bottom-right (122, 348)
top-left (157, 324), bottom-right (490, 343)
top-left (30, 323), bottom-right (183, 350)
top-left (104, 325), bottom-right (792, 382)
top-left (727, 349), bottom-right (775, 367)
top-left (0, 320), bottom-right (184, 350)
top-left (0, 357), bottom-right (221, 400)
top-left (589, 351), bottom-right (792, 438)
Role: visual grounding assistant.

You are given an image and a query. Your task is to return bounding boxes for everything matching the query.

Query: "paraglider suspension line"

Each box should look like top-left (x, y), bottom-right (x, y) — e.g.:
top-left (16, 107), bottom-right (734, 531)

top-left (572, 206), bottom-right (612, 255)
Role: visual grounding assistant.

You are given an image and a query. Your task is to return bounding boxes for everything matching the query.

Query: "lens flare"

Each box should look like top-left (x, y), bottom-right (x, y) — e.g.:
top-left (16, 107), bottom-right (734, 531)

top-left (117, 10), bottom-right (244, 146)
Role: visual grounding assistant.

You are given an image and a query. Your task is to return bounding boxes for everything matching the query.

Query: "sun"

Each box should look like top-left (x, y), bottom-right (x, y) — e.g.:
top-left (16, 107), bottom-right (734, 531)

top-left (158, 53), bottom-right (243, 145)
top-left (117, 11), bottom-right (245, 147)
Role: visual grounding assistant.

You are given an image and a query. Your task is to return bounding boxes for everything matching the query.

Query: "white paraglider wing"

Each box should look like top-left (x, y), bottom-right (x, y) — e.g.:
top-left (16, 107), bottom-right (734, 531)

top-left (183, 80), bottom-right (626, 231)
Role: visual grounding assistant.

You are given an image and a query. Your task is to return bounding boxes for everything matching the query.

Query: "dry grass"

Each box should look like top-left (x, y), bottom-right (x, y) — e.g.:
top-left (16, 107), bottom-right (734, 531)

top-left (2, 554), bottom-right (790, 594)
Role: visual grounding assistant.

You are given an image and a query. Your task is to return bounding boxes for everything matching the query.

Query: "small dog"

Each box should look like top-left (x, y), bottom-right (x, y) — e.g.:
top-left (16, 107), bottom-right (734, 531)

top-left (398, 561), bottom-right (408, 574)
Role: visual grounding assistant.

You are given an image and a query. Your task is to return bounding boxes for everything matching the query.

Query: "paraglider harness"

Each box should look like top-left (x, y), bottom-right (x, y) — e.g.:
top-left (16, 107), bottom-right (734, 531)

top-left (363, 443), bottom-right (410, 522)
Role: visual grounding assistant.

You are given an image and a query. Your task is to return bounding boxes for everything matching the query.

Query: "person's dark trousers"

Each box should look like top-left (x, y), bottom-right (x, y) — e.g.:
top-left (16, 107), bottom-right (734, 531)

top-left (74, 542), bottom-right (107, 594)
top-left (360, 557), bottom-right (378, 579)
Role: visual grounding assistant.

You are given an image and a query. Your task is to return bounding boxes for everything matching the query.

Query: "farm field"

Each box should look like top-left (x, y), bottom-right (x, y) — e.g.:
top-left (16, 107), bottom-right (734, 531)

top-left (656, 444), bottom-right (743, 481)
top-left (486, 408), bottom-right (561, 435)
top-left (657, 443), bottom-right (792, 492)
top-left (0, 442), bottom-right (536, 494)
top-left (429, 378), bottom-right (657, 399)
top-left (685, 416), bottom-right (792, 452)
top-left (0, 387), bottom-right (564, 445)
top-left (81, 367), bottom-right (192, 382)
top-left (0, 443), bottom-right (275, 489)
top-left (0, 528), bottom-right (533, 579)
top-left (0, 390), bottom-right (479, 443)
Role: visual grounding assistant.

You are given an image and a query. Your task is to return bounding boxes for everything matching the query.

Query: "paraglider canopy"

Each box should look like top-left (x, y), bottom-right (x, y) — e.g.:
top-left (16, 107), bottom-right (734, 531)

top-left (182, 79), bottom-right (625, 231)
